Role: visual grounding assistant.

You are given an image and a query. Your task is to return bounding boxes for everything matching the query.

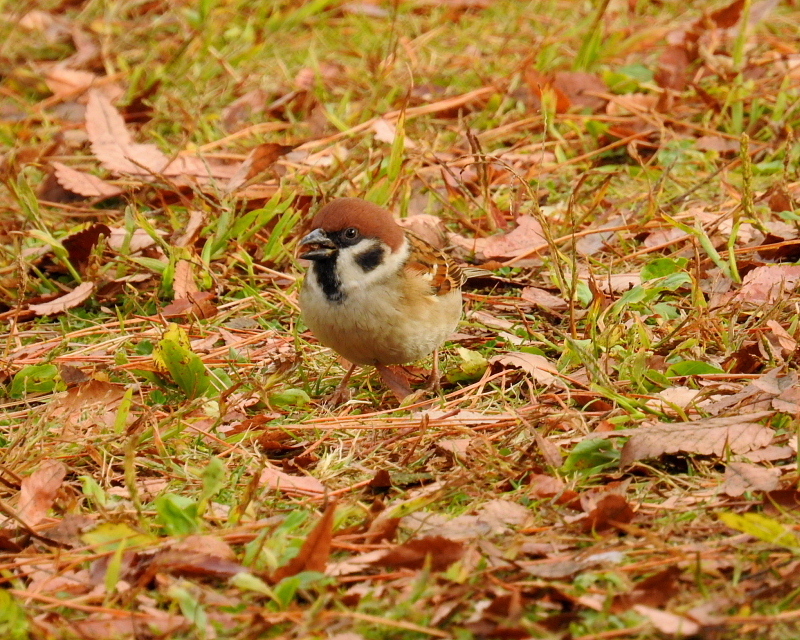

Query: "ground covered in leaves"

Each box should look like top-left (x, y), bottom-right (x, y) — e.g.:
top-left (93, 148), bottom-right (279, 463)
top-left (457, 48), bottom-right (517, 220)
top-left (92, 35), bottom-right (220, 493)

top-left (2, 0), bottom-right (800, 638)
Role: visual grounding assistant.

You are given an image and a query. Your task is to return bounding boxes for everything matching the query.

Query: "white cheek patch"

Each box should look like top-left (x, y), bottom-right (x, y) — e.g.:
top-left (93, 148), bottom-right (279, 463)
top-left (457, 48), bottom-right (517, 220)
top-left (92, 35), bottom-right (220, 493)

top-left (336, 238), bottom-right (408, 293)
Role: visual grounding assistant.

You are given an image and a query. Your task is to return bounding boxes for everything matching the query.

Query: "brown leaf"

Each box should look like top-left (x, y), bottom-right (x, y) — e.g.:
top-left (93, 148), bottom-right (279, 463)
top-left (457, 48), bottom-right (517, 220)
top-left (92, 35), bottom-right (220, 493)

top-left (520, 286), bottom-right (568, 312)
top-left (17, 460), bottom-right (67, 527)
top-left (226, 142), bottom-right (294, 192)
top-left (86, 90), bottom-right (171, 175)
top-left (613, 567), bottom-right (682, 612)
top-left (763, 489), bottom-right (800, 514)
top-left (552, 71), bottom-right (608, 112)
top-left (51, 162), bottom-right (122, 199)
top-left (450, 215), bottom-right (546, 260)
top-left (150, 549), bottom-right (245, 579)
top-left (28, 282), bottom-right (95, 316)
top-left (372, 535), bottom-right (464, 571)
top-left (62, 223), bottom-right (110, 271)
top-left (731, 265), bottom-right (800, 305)
top-left (273, 501), bottom-right (337, 581)
top-left (50, 379), bottom-right (126, 420)
top-left (85, 90), bottom-right (236, 180)
top-left (582, 494), bottom-right (634, 532)
top-left (44, 67), bottom-right (98, 99)
top-left (654, 45), bottom-right (691, 92)
top-left (161, 292), bottom-right (217, 319)
top-left (174, 210), bottom-right (207, 248)
top-left (722, 462), bottom-right (780, 497)
top-left (490, 352), bottom-right (559, 386)
top-left (632, 605), bottom-right (700, 636)
top-left (619, 412), bottom-right (775, 466)
top-left (172, 259), bottom-right (198, 299)
top-left (397, 214), bottom-right (447, 249)
top-left (259, 464), bottom-right (325, 495)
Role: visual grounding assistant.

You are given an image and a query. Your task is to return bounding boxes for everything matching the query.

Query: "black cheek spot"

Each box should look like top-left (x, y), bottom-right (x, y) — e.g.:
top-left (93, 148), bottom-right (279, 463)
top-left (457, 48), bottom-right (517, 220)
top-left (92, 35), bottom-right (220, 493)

top-left (355, 245), bottom-right (384, 272)
top-left (313, 260), bottom-right (345, 303)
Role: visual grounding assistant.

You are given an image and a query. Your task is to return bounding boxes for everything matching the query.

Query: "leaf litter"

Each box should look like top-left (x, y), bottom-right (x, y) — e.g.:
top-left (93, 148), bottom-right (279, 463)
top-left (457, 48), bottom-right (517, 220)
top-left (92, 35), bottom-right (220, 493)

top-left (2, 0), bottom-right (800, 638)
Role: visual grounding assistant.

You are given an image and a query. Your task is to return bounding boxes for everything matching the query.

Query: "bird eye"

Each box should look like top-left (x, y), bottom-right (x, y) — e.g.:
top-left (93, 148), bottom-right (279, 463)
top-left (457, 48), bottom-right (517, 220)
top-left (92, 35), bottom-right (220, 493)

top-left (343, 227), bottom-right (358, 240)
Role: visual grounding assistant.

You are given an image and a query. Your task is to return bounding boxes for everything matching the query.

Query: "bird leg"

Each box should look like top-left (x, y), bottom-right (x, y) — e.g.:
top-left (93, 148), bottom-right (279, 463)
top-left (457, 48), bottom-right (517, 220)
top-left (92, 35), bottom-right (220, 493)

top-left (376, 364), bottom-right (413, 402)
top-left (324, 362), bottom-right (357, 406)
top-left (424, 349), bottom-right (442, 393)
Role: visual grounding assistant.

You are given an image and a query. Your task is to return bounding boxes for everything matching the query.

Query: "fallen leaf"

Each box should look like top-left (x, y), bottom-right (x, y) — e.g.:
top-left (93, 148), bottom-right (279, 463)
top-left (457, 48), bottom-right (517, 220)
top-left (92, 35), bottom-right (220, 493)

top-left (632, 605), bottom-right (700, 637)
top-left (49, 379), bottom-right (127, 429)
top-left (731, 265), bottom-right (800, 305)
top-left (86, 89), bottom-right (171, 175)
top-left (172, 260), bottom-right (198, 299)
top-left (619, 412), bottom-right (775, 466)
top-left (259, 464), bottom-right (324, 495)
top-left (62, 223), bottom-right (110, 271)
top-left (552, 71), bottom-right (608, 112)
top-left (582, 494), bottom-right (634, 532)
top-left (476, 499), bottom-right (533, 533)
top-left (226, 142), bottom-right (293, 191)
top-left (372, 535), bottom-right (464, 571)
top-left (44, 67), bottom-right (98, 99)
top-left (490, 352), bottom-right (559, 386)
top-left (273, 501), bottom-right (336, 580)
top-left (520, 286), bottom-right (568, 311)
top-left (436, 438), bottom-right (472, 461)
top-left (613, 567), bottom-right (682, 612)
top-left (722, 462), bottom-right (781, 497)
top-left (51, 162), bottom-right (122, 199)
top-left (397, 214), bottom-right (447, 249)
top-left (17, 460), bottom-right (67, 527)
top-left (85, 90), bottom-right (236, 180)
top-left (454, 215), bottom-right (547, 260)
top-left (371, 118), bottom-right (416, 148)
top-left (28, 282), bottom-right (95, 316)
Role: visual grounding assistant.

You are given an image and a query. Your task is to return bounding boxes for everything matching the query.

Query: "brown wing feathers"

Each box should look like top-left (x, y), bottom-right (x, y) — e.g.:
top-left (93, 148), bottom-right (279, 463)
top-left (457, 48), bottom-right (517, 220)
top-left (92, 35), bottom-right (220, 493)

top-left (404, 233), bottom-right (464, 296)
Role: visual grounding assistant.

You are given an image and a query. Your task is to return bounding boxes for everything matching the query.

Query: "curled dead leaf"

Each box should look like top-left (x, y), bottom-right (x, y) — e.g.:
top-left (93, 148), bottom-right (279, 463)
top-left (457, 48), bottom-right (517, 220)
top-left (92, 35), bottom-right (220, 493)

top-left (29, 282), bottom-right (95, 316)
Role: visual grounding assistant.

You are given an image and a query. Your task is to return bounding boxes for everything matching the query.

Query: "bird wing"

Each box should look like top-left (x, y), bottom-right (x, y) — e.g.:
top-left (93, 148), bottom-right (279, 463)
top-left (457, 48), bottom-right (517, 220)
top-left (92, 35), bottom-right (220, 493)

top-left (404, 233), bottom-right (464, 296)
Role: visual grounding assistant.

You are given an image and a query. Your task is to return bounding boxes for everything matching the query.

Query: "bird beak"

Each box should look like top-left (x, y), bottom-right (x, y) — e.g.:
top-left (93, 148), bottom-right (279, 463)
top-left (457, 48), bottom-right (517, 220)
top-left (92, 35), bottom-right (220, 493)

top-left (298, 228), bottom-right (336, 260)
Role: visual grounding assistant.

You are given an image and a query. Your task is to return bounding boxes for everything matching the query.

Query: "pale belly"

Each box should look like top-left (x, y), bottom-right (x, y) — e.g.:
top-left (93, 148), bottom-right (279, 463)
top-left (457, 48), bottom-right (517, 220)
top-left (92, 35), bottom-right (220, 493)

top-left (300, 283), bottom-right (462, 366)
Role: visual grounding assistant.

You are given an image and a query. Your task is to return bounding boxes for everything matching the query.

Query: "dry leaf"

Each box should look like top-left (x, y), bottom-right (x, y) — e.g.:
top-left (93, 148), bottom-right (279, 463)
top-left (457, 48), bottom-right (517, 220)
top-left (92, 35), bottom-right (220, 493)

top-left (722, 462), bottom-right (781, 497)
top-left (582, 494), bottom-right (634, 532)
top-left (520, 286), bottom-right (568, 311)
top-left (173, 210), bottom-right (207, 248)
top-left (619, 412), bottom-right (775, 466)
top-left (397, 214), bottom-right (447, 249)
top-left (62, 224), bottom-right (110, 272)
top-left (86, 90), bottom-right (171, 175)
top-left (632, 605), bottom-right (700, 637)
top-left (371, 118), bottom-right (416, 148)
top-left (259, 464), bottom-right (325, 495)
top-left (17, 460), bottom-right (67, 527)
top-left (172, 259), bottom-right (198, 299)
top-left (490, 352), bottom-right (559, 386)
top-left (29, 282), bottom-right (95, 316)
top-left (85, 90), bottom-right (235, 180)
top-left (450, 215), bottom-right (546, 260)
top-left (44, 68), bottom-right (97, 99)
top-left (372, 535), bottom-right (464, 571)
top-left (273, 501), bottom-right (336, 580)
top-left (731, 265), bottom-right (800, 305)
top-left (613, 567), bottom-right (682, 612)
top-left (226, 142), bottom-right (293, 192)
top-left (51, 162), bottom-right (122, 198)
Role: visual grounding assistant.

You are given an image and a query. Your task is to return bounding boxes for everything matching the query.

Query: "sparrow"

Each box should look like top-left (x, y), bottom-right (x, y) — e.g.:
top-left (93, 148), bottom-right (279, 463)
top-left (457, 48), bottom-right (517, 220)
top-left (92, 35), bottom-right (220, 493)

top-left (298, 197), bottom-right (468, 402)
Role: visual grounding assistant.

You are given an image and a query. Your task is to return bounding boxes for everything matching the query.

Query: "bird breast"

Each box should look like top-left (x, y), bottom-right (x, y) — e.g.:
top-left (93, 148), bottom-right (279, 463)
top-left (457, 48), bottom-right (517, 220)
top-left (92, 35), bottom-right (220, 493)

top-left (300, 257), bottom-right (462, 365)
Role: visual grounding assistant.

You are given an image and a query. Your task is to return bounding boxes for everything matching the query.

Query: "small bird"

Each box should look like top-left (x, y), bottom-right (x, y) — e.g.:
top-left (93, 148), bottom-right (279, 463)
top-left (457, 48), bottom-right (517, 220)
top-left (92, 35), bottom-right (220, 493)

top-left (298, 197), bottom-right (468, 402)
